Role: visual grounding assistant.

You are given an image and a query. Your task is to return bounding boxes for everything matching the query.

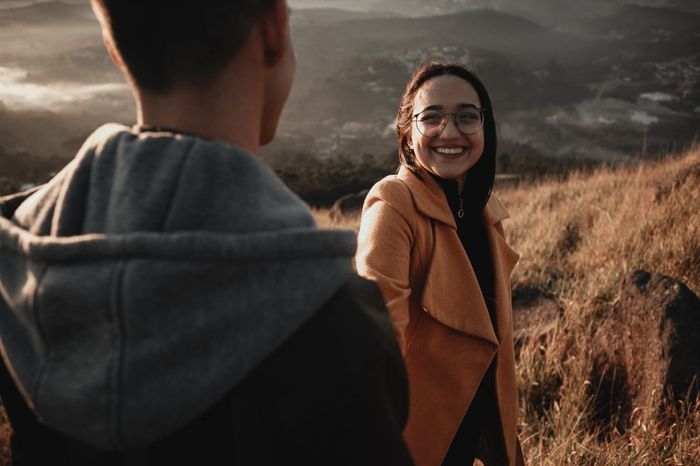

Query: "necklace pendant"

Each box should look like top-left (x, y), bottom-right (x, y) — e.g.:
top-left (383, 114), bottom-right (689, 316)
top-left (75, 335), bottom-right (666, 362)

top-left (457, 197), bottom-right (464, 218)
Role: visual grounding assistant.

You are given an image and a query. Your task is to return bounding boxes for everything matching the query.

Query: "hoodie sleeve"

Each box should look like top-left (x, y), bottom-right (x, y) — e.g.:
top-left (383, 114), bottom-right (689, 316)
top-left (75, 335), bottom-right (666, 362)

top-left (356, 182), bottom-right (415, 354)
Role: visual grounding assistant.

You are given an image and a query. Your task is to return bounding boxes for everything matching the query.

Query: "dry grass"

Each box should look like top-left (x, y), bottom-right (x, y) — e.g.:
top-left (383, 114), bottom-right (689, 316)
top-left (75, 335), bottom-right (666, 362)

top-left (0, 410), bottom-right (9, 466)
top-left (318, 145), bottom-right (700, 465)
top-left (501, 146), bottom-right (700, 466)
top-left (1, 148), bottom-right (698, 464)
top-left (311, 208), bottom-right (361, 231)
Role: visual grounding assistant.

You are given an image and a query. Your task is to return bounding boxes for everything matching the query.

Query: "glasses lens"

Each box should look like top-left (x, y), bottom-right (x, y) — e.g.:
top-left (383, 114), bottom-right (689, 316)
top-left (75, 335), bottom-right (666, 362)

top-left (456, 109), bottom-right (483, 135)
top-left (416, 111), bottom-right (444, 137)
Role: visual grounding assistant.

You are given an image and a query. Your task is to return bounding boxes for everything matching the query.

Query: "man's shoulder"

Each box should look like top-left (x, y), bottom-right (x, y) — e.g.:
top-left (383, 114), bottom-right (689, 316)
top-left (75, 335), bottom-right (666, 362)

top-left (267, 274), bottom-right (400, 374)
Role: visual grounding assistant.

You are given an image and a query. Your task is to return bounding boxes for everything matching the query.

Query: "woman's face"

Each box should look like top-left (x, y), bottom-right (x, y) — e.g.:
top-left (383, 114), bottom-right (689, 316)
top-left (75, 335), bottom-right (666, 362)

top-left (409, 75), bottom-right (484, 189)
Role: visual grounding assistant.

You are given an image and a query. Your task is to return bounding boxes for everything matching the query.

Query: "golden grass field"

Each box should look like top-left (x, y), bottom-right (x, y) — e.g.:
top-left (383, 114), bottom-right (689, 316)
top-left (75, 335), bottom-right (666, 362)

top-left (1, 146), bottom-right (698, 464)
top-left (499, 147), bottom-right (700, 466)
top-left (316, 145), bottom-right (700, 465)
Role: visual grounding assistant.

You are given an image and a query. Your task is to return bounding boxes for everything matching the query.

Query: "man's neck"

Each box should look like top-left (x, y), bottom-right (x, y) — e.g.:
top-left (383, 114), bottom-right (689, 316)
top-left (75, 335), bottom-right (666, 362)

top-left (135, 68), bottom-right (264, 154)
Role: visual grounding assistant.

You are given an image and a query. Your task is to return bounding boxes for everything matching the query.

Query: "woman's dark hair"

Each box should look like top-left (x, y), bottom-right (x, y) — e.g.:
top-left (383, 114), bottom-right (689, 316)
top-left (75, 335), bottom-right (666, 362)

top-left (91, 0), bottom-right (275, 92)
top-left (396, 60), bottom-right (496, 213)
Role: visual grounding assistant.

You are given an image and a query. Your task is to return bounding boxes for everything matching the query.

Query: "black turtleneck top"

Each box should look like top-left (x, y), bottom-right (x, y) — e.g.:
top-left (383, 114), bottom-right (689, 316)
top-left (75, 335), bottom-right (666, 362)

top-left (431, 174), bottom-right (497, 329)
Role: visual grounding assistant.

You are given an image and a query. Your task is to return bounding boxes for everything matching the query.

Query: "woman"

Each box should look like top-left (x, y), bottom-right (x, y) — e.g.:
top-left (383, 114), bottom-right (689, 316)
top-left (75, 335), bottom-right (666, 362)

top-left (356, 61), bottom-right (525, 466)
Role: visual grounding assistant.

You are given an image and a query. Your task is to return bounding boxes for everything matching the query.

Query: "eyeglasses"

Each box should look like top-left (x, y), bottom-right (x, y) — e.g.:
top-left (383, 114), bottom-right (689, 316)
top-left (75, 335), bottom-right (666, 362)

top-left (413, 106), bottom-right (485, 137)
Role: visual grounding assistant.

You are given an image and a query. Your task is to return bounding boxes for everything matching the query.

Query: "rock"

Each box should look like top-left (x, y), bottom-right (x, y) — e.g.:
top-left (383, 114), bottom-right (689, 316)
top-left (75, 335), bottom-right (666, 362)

top-left (329, 189), bottom-right (369, 222)
top-left (588, 270), bottom-right (700, 432)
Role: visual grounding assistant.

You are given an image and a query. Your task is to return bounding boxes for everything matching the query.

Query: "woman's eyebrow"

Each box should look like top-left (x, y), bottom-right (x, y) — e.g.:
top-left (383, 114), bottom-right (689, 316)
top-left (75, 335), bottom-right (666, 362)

top-left (456, 103), bottom-right (481, 109)
top-left (418, 103), bottom-right (480, 112)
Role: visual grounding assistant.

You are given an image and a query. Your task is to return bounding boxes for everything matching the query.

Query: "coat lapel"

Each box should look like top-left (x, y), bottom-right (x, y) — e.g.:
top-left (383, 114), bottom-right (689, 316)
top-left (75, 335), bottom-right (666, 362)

top-left (397, 166), bottom-right (455, 229)
top-left (421, 228), bottom-right (500, 347)
top-left (399, 167), bottom-right (507, 347)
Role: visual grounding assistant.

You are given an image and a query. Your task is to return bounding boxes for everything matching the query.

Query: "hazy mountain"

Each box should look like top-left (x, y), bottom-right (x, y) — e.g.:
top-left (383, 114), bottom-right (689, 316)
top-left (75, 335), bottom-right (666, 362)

top-left (638, 0), bottom-right (700, 15)
top-left (0, 0), bottom-right (697, 174)
top-left (290, 0), bottom-right (380, 12)
top-left (291, 7), bottom-right (389, 27)
top-left (294, 0), bottom-right (700, 21)
top-left (0, 0), bottom-right (94, 25)
top-left (586, 4), bottom-right (700, 37)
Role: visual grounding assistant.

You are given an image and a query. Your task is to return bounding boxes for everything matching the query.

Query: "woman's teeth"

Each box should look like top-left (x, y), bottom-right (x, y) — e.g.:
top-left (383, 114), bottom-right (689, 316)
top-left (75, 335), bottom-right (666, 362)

top-left (434, 147), bottom-right (464, 155)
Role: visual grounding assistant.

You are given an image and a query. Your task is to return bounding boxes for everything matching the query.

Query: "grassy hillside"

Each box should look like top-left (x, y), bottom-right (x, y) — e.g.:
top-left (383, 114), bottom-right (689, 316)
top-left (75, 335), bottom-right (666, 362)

top-left (317, 145), bottom-right (700, 465)
top-left (499, 146), bottom-right (700, 465)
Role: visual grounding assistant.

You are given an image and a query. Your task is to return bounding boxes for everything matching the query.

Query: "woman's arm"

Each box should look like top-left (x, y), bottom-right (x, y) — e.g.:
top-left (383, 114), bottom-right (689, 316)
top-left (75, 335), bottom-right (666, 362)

top-left (356, 196), bottom-right (414, 354)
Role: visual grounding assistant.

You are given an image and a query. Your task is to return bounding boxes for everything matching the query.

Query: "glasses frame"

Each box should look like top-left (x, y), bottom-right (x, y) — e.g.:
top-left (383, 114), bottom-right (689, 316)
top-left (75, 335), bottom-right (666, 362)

top-left (412, 106), bottom-right (486, 137)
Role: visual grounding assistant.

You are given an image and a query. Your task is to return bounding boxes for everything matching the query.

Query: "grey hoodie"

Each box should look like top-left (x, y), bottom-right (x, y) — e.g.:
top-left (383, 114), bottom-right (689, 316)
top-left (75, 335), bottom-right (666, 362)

top-left (0, 124), bottom-right (356, 451)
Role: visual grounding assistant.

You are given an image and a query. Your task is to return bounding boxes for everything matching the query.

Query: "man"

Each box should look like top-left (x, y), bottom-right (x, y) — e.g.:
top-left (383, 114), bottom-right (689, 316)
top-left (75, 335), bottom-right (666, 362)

top-left (0, 1), bottom-right (413, 464)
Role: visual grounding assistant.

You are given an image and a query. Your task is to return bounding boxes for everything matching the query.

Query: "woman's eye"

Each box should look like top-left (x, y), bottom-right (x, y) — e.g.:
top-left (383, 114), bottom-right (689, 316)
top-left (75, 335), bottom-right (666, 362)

top-left (458, 111), bottom-right (479, 121)
top-left (420, 113), bottom-right (443, 123)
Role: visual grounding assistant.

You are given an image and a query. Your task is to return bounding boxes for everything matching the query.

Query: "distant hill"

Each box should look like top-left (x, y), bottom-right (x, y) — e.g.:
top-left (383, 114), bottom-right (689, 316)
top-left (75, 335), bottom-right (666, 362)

top-left (367, 0), bottom-right (489, 16)
top-left (292, 7), bottom-right (386, 26)
top-left (290, 0), bottom-right (380, 12)
top-left (0, 0), bottom-right (93, 26)
top-left (294, 8), bottom-right (586, 59)
top-left (288, 7), bottom-right (595, 120)
top-left (587, 4), bottom-right (700, 38)
top-left (640, 0), bottom-right (700, 15)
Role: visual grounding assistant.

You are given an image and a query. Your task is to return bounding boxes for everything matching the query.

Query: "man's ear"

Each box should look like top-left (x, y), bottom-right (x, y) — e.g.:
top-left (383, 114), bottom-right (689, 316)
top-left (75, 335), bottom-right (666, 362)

top-left (102, 33), bottom-right (126, 72)
top-left (91, 2), bottom-right (126, 72)
top-left (258, 0), bottom-right (290, 67)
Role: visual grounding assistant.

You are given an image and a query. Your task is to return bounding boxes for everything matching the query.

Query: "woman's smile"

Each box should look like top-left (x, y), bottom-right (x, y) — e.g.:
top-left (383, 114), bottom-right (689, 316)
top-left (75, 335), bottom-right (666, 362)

top-left (432, 146), bottom-right (470, 157)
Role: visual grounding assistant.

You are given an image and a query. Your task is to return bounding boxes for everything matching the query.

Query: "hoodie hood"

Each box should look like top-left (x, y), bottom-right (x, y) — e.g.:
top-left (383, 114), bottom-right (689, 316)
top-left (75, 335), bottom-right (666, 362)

top-left (0, 124), bottom-right (356, 450)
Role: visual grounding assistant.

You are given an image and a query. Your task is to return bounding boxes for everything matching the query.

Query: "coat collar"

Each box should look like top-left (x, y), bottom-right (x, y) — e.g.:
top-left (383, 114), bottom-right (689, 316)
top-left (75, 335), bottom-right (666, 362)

top-left (397, 165), bottom-right (510, 228)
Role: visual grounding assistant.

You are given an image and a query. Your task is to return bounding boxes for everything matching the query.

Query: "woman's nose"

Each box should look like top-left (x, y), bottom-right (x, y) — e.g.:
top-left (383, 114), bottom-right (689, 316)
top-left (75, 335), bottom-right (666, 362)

top-left (440, 115), bottom-right (462, 138)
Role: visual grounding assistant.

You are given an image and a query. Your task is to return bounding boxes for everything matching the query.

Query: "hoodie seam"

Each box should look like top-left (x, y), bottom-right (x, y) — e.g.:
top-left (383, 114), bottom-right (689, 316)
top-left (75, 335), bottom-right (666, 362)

top-left (161, 138), bottom-right (196, 231)
top-left (29, 262), bottom-right (51, 405)
top-left (109, 260), bottom-right (128, 448)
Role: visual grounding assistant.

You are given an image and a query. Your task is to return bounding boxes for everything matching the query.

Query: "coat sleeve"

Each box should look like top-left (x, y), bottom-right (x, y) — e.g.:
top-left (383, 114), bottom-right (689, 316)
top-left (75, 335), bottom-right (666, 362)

top-left (356, 188), bottom-right (414, 354)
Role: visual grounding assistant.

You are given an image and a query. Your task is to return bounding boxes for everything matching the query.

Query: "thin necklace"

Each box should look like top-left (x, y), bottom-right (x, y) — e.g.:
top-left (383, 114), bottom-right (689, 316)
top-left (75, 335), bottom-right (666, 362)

top-left (133, 124), bottom-right (199, 138)
top-left (457, 172), bottom-right (467, 218)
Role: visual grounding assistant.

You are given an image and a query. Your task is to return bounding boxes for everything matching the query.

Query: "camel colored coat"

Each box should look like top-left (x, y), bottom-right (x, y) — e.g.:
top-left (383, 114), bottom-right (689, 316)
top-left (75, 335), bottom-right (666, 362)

top-left (356, 166), bottom-right (525, 466)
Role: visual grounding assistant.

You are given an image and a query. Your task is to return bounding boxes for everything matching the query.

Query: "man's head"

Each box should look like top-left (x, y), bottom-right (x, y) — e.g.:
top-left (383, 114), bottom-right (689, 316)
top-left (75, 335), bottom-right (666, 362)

top-left (91, 0), bottom-right (295, 146)
top-left (92, 0), bottom-right (278, 92)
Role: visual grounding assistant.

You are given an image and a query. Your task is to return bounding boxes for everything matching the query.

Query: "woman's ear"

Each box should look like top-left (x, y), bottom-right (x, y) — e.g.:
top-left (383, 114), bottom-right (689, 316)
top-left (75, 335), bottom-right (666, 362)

top-left (259, 0), bottom-right (291, 67)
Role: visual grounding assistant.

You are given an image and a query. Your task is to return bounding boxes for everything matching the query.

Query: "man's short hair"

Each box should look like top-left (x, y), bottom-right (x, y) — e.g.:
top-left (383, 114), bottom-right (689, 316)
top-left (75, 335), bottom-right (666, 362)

top-left (92, 0), bottom-right (275, 92)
